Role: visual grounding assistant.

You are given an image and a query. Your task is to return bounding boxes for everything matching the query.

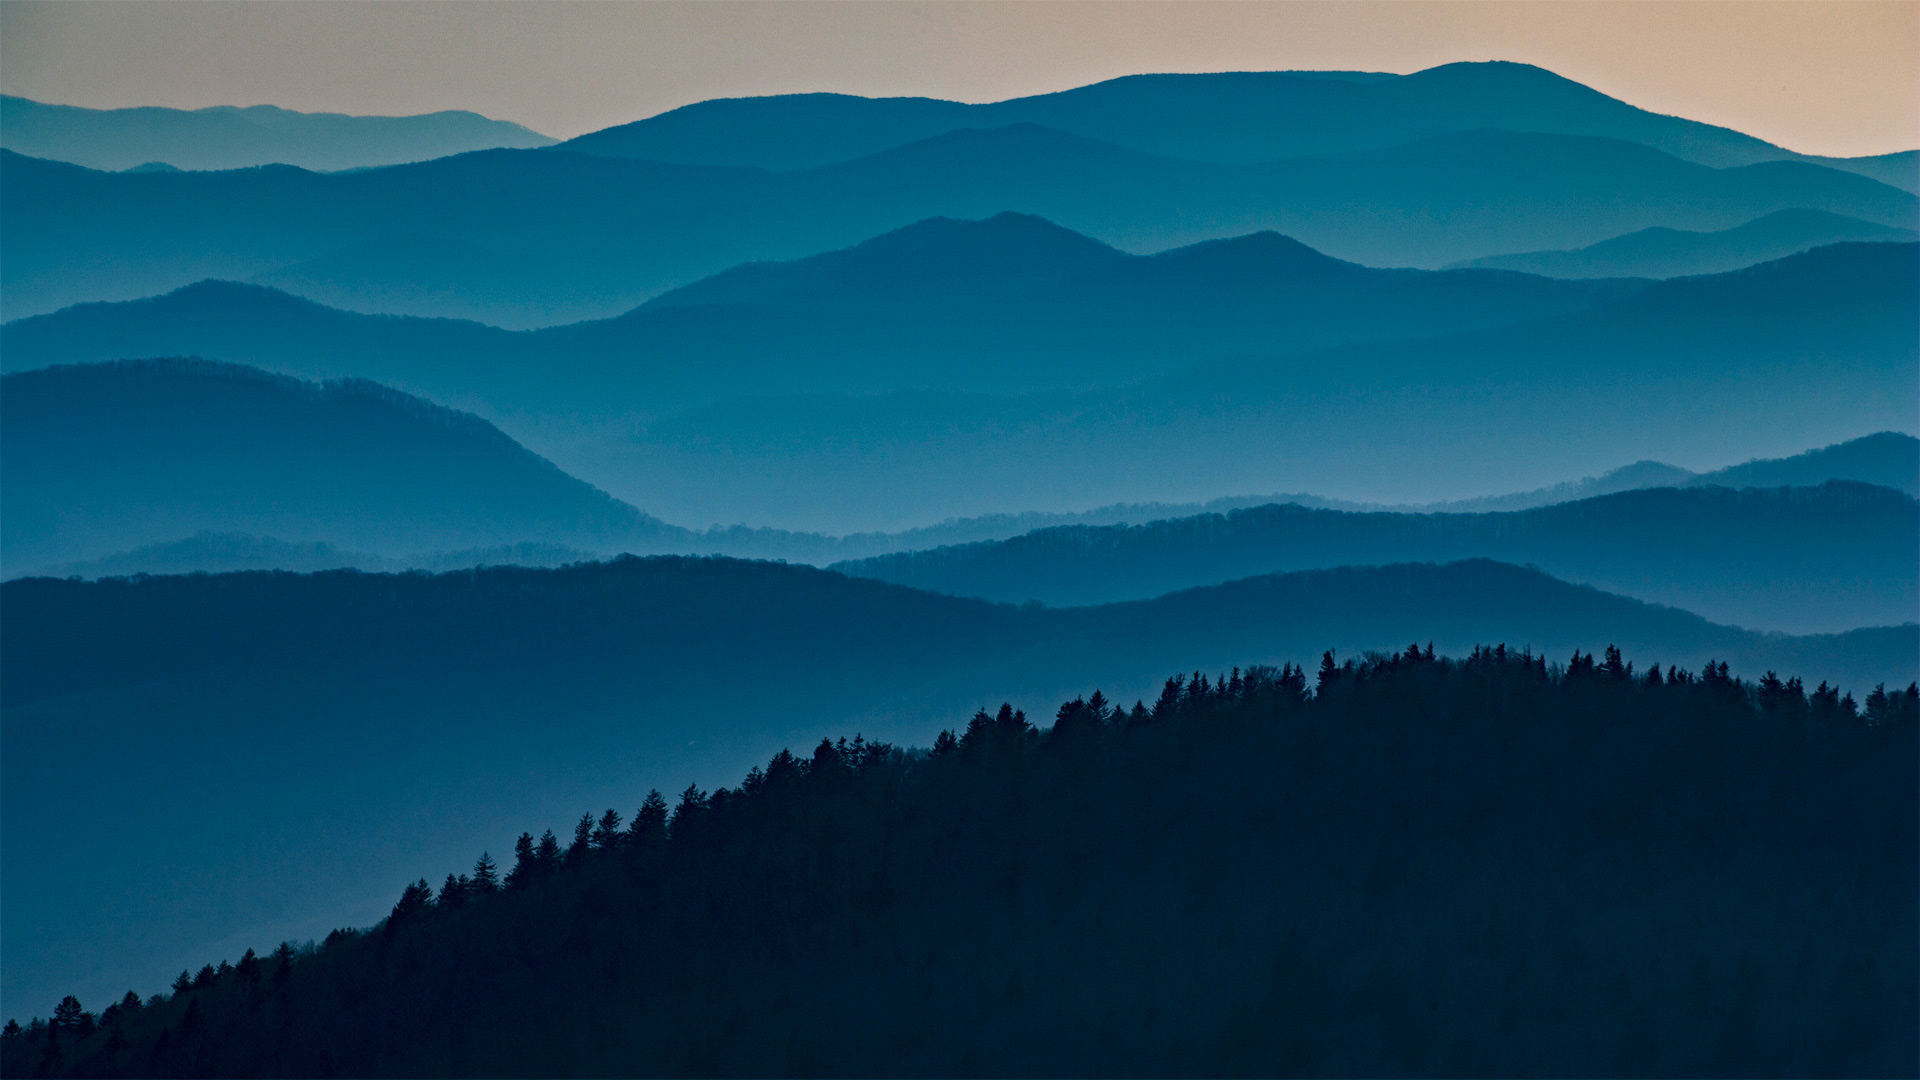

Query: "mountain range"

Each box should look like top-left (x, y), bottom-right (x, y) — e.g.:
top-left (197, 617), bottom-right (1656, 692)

top-left (5, 554), bottom-right (1913, 1018)
top-left (834, 482), bottom-right (1919, 633)
top-left (0, 95), bottom-right (555, 173)
top-left (589, 241), bottom-right (1919, 529)
top-left (1453, 208), bottom-right (1918, 279)
top-left (562, 62), bottom-right (1920, 191)
top-left (7, 354), bottom-right (1915, 618)
top-left (0, 214), bottom-right (1644, 409)
top-left (5, 123), bottom-right (1911, 326)
top-left (5, 225), bottom-right (1912, 529)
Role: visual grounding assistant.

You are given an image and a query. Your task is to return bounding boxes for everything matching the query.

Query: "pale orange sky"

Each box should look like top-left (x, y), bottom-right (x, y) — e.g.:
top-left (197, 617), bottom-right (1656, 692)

top-left (2, 1), bottom-right (1915, 158)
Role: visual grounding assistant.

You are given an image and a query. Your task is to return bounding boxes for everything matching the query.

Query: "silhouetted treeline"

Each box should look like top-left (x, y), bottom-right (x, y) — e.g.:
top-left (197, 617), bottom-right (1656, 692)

top-left (6, 648), bottom-right (1915, 1078)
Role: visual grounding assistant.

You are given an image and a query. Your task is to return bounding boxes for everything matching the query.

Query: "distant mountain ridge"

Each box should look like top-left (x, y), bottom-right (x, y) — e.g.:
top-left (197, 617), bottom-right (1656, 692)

top-left (6, 555), bottom-right (1913, 1015)
top-left (561, 62), bottom-right (1918, 191)
top-left (834, 482), bottom-right (1919, 634)
top-left (0, 359), bottom-right (686, 572)
top-left (0, 95), bottom-right (555, 173)
top-left (5, 120), bottom-right (1911, 325)
top-left (1452, 208), bottom-right (1918, 279)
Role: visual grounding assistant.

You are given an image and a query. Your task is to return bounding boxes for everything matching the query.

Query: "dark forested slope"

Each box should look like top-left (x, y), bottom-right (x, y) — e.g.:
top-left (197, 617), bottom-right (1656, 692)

top-left (8, 645), bottom-right (1914, 1078)
top-left (3, 556), bottom-right (1915, 1022)
top-left (835, 482), bottom-right (1920, 633)
top-left (0, 359), bottom-right (685, 571)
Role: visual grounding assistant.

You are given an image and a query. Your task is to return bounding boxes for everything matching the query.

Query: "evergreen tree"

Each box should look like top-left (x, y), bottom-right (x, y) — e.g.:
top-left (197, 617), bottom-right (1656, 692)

top-left (507, 833), bottom-right (538, 889)
top-left (629, 790), bottom-right (669, 849)
top-left (471, 852), bottom-right (501, 893)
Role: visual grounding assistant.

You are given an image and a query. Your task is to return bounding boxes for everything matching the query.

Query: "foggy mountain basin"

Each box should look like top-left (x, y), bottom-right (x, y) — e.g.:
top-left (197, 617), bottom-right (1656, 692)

top-left (3, 554), bottom-right (1914, 1020)
top-left (4, 120), bottom-right (1911, 326)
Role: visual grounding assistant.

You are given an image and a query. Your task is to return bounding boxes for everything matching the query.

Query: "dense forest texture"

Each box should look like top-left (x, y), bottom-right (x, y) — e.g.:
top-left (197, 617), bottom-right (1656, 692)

top-left (834, 481), bottom-right (1920, 633)
top-left (7, 647), bottom-right (1914, 1077)
top-left (4, 556), bottom-right (1915, 1021)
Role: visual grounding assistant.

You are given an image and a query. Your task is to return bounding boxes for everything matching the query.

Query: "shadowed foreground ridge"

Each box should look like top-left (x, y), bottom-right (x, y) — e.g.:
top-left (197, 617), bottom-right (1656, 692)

top-left (7, 648), bottom-right (1914, 1078)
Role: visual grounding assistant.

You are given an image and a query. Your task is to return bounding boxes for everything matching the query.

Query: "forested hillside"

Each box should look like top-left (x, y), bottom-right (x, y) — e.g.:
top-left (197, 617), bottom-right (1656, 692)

top-left (836, 482), bottom-right (1920, 633)
top-left (5, 555), bottom-right (1914, 1019)
top-left (8, 647), bottom-right (1913, 1077)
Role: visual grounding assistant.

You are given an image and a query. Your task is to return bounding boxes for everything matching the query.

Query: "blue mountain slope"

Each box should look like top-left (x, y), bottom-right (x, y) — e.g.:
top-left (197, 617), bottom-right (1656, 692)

top-left (0, 359), bottom-right (689, 572)
top-left (563, 61), bottom-right (1914, 189)
top-left (4, 556), bottom-right (1913, 1019)
top-left (1453, 208), bottom-right (1918, 278)
top-left (5, 120), bottom-right (1910, 324)
top-left (0, 95), bottom-right (554, 172)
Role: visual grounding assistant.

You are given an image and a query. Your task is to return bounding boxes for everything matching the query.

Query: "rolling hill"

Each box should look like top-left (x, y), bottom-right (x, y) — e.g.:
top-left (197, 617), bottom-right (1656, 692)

top-left (0, 95), bottom-right (554, 172)
top-left (1452, 208), bottom-right (1918, 278)
top-left (562, 61), bottom-right (1918, 190)
top-left (4, 554), bottom-right (1913, 1019)
top-left (4, 120), bottom-right (1910, 325)
top-left (834, 482), bottom-right (1920, 633)
top-left (0, 359), bottom-right (687, 572)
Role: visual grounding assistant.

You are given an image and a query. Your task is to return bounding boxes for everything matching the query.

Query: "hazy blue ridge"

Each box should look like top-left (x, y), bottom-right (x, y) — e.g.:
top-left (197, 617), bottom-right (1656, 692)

top-left (560, 61), bottom-right (1917, 190)
top-left (27, 431), bottom-right (1913, 586)
top-left (4, 554), bottom-right (1913, 1019)
top-left (21, 534), bottom-right (606, 580)
top-left (833, 481), bottom-right (1919, 634)
top-left (0, 95), bottom-right (555, 173)
top-left (3, 243), bottom-right (1911, 535)
top-left (0, 358), bottom-right (694, 572)
top-left (4, 120), bottom-right (1911, 325)
top-left (565, 241), bottom-right (1919, 530)
top-left (0, 214), bottom-right (1646, 413)
top-left (1451, 208), bottom-right (1918, 278)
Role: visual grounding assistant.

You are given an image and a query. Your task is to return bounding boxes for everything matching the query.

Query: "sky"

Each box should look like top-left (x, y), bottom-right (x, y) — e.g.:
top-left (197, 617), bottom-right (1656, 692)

top-left (1, 1), bottom-right (1915, 158)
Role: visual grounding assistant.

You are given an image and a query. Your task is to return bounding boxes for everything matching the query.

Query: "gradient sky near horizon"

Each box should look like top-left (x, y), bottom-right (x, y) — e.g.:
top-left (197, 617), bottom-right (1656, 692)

top-left (2, 1), bottom-right (1915, 158)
